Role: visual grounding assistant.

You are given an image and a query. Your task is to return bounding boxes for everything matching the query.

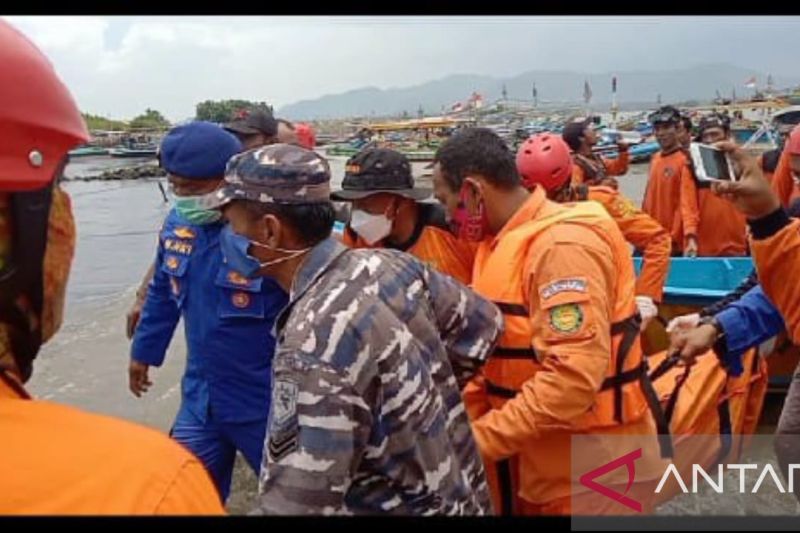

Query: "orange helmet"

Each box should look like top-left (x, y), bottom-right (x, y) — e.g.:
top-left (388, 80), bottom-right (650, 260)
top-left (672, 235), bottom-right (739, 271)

top-left (515, 133), bottom-right (573, 192)
top-left (0, 20), bottom-right (89, 191)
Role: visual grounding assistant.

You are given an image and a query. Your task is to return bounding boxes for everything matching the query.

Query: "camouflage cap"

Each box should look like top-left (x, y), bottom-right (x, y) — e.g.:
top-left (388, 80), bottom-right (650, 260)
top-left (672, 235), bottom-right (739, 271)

top-left (205, 143), bottom-right (331, 208)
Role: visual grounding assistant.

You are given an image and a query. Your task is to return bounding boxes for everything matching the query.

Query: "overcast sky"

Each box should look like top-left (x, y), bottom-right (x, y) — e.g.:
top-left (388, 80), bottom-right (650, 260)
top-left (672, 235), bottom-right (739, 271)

top-left (6, 16), bottom-right (799, 121)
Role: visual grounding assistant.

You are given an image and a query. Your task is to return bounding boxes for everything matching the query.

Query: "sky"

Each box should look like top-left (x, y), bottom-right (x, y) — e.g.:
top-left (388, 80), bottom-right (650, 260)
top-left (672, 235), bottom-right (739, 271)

top-left (5, 16), bottom-right (799, 121)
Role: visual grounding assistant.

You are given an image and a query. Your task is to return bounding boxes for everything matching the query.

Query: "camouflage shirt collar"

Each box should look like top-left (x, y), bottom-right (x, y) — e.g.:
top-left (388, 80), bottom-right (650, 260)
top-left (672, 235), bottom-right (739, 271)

top-left (274, 237), bottom-right (349, 336)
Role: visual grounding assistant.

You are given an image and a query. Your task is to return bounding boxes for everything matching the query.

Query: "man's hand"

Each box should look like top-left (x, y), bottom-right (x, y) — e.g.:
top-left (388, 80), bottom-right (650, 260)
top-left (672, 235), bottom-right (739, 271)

top-left (666, 313), bottom-right (701, 334)
top-left (668, 324), bottom-right (718, 365)
top-left (129, 360), bottom-right (152, 398)
top-left (684, 236), bottom-right (699, 258)
top-left (711, 141), bottom-right (781, 219)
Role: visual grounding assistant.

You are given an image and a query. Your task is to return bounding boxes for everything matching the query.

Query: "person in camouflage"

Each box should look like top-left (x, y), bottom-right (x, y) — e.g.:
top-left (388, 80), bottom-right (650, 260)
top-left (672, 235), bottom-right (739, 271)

top-left (206, 143), bottom-right (503, 515)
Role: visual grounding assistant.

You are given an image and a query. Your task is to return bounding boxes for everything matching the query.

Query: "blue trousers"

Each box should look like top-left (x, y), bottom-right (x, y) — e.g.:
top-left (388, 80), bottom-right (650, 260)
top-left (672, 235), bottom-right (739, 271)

top-left (170, 403), bottom-right (267, 502)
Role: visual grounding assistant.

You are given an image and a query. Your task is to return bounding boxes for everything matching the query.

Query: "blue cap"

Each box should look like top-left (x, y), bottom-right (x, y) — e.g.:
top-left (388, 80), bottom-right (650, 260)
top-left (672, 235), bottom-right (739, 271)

top-left (160, 121), bottom-right (242, 180)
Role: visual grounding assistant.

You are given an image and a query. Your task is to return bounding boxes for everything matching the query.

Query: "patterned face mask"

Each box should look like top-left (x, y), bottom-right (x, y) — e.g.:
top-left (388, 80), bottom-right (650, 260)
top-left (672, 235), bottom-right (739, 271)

top-left (450, 185), bottom-right (489, 242)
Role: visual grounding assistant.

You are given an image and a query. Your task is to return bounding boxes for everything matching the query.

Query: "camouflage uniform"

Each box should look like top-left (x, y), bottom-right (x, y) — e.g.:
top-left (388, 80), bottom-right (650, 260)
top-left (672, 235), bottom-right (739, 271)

top-left (209, 144), bottom-right (503, 516)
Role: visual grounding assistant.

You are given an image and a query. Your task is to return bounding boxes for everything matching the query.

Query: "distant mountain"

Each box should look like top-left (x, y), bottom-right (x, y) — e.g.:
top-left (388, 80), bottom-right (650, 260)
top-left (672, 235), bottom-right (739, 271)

top-left (278, 63), bottom-right (800, 120)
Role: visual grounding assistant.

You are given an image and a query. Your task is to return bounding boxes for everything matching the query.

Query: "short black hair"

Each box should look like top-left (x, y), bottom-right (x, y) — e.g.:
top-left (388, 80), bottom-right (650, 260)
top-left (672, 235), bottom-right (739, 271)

top-left (680, 115), bottom-right (693, 132)
top-left (434, 127), bottom-right (519, 191)
top-left (242, 200), bottom-right (335, 246)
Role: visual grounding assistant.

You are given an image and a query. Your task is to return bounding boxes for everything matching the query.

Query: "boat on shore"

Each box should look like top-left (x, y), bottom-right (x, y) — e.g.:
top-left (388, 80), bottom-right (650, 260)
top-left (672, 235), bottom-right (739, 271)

top-left (68, 145), bottom-right (110, 157)
top-left (108, 145), bottom-right (158, 159)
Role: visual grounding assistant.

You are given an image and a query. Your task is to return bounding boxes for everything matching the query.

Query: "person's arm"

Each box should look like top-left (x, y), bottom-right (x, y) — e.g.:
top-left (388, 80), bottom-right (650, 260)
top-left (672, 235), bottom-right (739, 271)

top-left (470, 233), bottom-right (614, 461)
top-left (603, 146), bottom-right (630, 176)
top-left (130, 243), bottom-right (181, 368)
top-left (679, 165), bottom-right (700, 255)
top-left (699, 269), bottom-right (759, 317)
top-left (126, 262), bottom-right (156, 339)
top-left (258, 351), bottom-right (372, 515)
top-left (571, 162), bottom-right (586, 187)
top-left (771, 148), bottom-right (795, 208)
top-left (713, 284), bottom-right (785, 376)
top-left (598, 190), bottom-right (670, 302)
top-left (750, 211), bottom-right (800, 343)
top-left (423, 263), bottom-right (503, 388)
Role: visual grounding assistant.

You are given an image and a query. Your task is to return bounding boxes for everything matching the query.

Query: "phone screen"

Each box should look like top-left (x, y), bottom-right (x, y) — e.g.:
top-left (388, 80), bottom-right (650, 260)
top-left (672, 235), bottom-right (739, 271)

top-left (698, 145), bottom-right (732, 181)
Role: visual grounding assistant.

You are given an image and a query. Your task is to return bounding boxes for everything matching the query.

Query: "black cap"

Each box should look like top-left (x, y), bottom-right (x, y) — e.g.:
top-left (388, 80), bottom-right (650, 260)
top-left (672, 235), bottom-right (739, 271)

top-left (698, 113), bottom-right (731, 134)
top-left (224, 109), bottom-right (278, 137)
top-left (648, 105), bottom-right (681, 126)
top-left (562, 118), bottom-right (591, 151)
top-left (331, 148), bottom-right (431, 202)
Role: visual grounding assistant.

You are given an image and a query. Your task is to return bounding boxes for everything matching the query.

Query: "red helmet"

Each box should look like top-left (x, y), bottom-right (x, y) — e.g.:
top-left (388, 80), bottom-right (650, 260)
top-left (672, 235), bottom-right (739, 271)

top-left (0, 21), bottom-right (89, 192)
top-left (295, 122), bottom-right (316, 150)
top-left (515, 133), bottom-right (573, 192)
top-left (788, 124), bottom-right (800, 156)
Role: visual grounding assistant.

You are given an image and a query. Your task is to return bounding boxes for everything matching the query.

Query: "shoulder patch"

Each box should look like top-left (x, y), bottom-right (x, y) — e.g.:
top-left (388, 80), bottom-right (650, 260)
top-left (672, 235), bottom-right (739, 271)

top-left (173, 227), bottom-right (196, 239)
top-left (268, 378), bottom-right (299, 461)
top-left (549, 303), bottom-right (584, 334)
top-left (539, 277), bottom-right (588, 300)
top-left (612, 197), bottom-right (637, 218)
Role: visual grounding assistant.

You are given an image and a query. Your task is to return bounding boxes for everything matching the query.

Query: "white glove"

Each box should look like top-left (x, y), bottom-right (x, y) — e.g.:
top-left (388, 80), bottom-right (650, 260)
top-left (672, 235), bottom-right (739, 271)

top-left (635, 296), bottom-right (659, 331)
top-left (665, 312), bottom-right (701, 334)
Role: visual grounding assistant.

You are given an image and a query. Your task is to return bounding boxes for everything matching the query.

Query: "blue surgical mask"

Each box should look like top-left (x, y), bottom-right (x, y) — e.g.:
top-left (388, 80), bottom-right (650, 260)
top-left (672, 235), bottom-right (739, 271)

top-left (219, 224), bottom-right (311, 279)
top-left (173, 195), bottom-right (222, 225)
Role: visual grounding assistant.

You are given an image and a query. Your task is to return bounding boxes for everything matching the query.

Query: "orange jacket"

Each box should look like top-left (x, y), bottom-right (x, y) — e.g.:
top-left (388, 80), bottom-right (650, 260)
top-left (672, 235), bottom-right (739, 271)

top-left (0, 373), bottom-right (225, 515)
top-left (750, 217), bottom-right (800, 343)
top-left (342, 205), bottom-right (476, 285)
top-left (465, 187), bottom-right (663, 511)
top-left (570, 150), bottom-right (630, 187)
top-left (642, 150), bottom-right (689, 251)
top-left (574, 185), bottom-right (670, 302)
top-left (679, 173), bottom-right (748, 257)
top-left (771, 147), bottom-right (800, 208)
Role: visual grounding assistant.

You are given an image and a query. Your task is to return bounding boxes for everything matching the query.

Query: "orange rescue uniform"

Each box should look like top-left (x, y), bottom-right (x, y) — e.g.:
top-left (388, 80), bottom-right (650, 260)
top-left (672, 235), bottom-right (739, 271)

top-left (0, 189), bottom-right (224, 516)
top-left (679, 173), bottom-right (748, 257)
top-left (642, 149), bottom-right (690, 252)
top-left (571, 150), bottom-right (630, 187)
top-left (771, 148), bottom-right (800, 208)
top-left (572, 185), bottom-right (670, 302)
top-left (750, 214), bottom-right (800, 342)
top-left (342, 203), bottom-right (476, 284)
top-left (464, 187), bottom-right (665, 515)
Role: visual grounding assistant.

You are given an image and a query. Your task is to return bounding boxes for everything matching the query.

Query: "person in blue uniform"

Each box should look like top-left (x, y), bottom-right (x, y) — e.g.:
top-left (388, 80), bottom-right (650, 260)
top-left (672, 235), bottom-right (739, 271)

top-left (129, 121), bottom-right (288, 502)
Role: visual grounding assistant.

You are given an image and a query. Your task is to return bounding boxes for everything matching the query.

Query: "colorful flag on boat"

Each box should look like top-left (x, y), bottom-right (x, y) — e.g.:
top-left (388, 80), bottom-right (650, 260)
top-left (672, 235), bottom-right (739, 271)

top-left (744, 76), bottom-right (757, 89)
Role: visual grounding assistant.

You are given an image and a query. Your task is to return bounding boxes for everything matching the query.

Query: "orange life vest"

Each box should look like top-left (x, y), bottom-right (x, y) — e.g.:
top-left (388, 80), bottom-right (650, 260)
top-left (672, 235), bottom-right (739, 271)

top-left (471, 197), bottom-right (670, 511)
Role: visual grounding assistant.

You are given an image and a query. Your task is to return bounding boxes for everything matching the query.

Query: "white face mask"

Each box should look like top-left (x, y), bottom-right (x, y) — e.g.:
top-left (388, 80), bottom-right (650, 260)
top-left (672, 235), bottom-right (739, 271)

top-left (350, 209), bottom-right (392, 245)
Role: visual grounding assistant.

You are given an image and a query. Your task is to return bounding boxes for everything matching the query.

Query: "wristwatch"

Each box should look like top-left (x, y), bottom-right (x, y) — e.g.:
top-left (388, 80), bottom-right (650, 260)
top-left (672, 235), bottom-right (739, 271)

top-left (698, 315), bottom-right (725, 341)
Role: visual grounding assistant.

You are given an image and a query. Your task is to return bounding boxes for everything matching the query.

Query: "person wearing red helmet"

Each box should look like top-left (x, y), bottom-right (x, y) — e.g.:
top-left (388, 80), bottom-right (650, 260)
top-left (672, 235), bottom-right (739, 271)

top-left (0, 20), bottom-right (224, 515)
top-left (517, 133), bottom-right (670, 330)
top-left (771, 125), bottom-right (800, 208)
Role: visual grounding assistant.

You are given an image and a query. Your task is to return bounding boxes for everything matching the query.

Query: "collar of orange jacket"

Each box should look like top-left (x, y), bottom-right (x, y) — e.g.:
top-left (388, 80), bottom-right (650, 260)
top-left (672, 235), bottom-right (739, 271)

top-left (488, 186), bottom-right (548, 247)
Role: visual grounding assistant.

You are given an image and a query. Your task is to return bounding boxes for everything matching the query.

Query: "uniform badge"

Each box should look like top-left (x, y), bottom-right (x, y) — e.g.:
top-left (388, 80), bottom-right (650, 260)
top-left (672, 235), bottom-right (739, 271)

top-left (227, 271), bottom-right (249, 285)
top-left (539, 278), bottom-right (588, 300)
top-left (268, 378), bottom-right (299, 461)
top-left (663, 167), bottom-right (675, 179)
top-left (232, 291), bottom-right (250, 308)
top-left (549, 303), bottom-right (584, 334)
top-left (165, 256), bottom-right (180, 270)
top-left (614, 198), bottom-right (637, 219)
top-left (173, 227), bottom-right (196, 239)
